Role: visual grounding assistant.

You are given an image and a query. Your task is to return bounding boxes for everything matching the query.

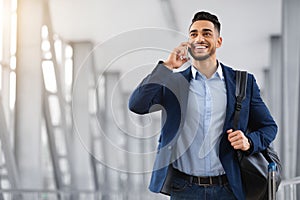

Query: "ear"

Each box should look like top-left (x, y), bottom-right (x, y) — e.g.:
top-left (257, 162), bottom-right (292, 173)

top-left (216, 36), bottom-right (223, 48)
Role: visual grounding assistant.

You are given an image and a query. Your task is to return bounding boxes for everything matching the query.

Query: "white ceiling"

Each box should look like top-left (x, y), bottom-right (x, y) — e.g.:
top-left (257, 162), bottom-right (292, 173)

top-left (49, 0), bottom-right (282, 90)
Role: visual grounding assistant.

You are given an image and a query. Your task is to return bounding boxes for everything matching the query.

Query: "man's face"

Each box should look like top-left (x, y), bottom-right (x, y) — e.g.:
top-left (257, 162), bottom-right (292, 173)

top-left (188, 20), bottom-right (222, 61)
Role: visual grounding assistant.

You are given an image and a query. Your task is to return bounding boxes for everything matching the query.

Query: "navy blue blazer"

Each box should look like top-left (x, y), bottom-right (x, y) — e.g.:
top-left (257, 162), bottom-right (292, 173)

top-left (128, 61), bottom-right (277, 200)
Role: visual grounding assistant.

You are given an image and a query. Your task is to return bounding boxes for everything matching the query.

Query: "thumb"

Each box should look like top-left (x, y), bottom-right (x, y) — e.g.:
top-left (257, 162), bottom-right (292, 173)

top-left (227, 129), bottom-right (233, 134)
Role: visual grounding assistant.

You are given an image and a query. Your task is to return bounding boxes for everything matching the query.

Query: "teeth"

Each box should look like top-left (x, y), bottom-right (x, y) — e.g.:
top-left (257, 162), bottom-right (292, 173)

top-left (195, 46), bottom-right (206, 49)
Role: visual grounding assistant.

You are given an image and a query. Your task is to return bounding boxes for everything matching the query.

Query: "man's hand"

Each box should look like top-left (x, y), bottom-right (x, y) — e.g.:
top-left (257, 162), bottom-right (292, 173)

top-left (163, 42), bottom-right (190, 70)
top-left (227, 129), bottom-right (250, 151)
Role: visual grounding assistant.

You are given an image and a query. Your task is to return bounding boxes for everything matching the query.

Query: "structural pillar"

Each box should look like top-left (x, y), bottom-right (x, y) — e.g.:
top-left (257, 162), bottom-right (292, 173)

top-left (15, 0), bottom-right (43, 189)
top-left (103, 71), bottom-right (124, 199)
top-left (268, 35), bottom-right (283, 159)
top-left (281, 0), bottom-right (300, 179)
top-left (71, 41), bottom-right (94, 190)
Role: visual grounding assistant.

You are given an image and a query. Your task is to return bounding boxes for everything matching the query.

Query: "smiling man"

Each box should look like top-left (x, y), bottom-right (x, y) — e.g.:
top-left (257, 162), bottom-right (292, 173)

top-left (129, 11), bottom-right (277, 200)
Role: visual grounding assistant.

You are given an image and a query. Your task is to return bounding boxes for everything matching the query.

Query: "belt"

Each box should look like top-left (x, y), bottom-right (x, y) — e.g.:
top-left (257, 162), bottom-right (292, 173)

top-left (173, 168), bottom-right (228, 186)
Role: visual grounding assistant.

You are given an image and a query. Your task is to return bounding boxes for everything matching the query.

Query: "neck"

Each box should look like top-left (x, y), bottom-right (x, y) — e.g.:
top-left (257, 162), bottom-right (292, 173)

top-left (192, 57), bottom-right (218, 79)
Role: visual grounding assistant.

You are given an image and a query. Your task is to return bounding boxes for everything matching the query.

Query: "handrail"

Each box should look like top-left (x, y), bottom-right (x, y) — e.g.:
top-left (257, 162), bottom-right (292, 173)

top-left (279, 176), bottom-right (300, 187)
top-left (277, 176), bottom-right (300, 200)
top-left (0, 189), bottom-right (98, 194)
top-left (0, 189), bottom-right (113, 199)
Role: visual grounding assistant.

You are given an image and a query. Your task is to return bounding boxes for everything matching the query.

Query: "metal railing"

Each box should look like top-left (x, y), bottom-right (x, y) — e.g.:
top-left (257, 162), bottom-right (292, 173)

top-left (0, 189), bottom-right (167, 200)
top-left (0, 189), bottom-right (101, 200)
top-left (1, 178), bottom-right (299, 200)
top-left (277, 176), bottom-right (300, 200)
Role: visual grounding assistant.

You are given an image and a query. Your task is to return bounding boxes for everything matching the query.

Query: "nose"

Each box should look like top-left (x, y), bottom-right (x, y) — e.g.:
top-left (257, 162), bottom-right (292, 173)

top-left (195, 35), bottom-right (205, 42)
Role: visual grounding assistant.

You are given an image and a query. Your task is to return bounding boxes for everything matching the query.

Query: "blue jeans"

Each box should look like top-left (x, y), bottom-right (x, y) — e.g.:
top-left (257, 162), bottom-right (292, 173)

top-left (170, 176), bottom-right (237, 200)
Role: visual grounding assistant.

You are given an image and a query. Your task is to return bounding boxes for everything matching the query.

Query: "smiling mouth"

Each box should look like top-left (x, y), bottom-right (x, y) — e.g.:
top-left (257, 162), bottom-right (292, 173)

top-left (193, 45), bottom-right (208, 52)
top-left (195, 46), bottom-right (207, 49)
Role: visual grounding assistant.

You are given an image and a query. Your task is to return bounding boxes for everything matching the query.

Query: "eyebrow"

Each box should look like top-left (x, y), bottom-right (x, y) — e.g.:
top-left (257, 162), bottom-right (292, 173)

top-left (189, 28), bottom-right (213, 34)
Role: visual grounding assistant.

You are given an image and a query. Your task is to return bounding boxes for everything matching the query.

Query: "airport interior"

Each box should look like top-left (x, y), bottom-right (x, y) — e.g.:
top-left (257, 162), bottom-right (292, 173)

top-left (0, 0), bottom-right (300, 199)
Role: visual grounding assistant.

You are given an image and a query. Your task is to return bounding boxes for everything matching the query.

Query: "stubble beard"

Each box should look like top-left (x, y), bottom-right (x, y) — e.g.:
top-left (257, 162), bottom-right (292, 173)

top-left (188, 46), bottom-right (216, 61)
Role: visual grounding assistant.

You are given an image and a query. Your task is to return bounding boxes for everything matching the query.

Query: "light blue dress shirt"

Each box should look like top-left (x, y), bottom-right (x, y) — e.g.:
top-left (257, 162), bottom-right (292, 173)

top-left (173, 63), bottom-right (227, 176)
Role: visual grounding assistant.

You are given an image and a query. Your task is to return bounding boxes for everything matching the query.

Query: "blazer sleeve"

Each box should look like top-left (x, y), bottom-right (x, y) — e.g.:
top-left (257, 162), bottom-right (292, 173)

top-left (246, 74), bottom-right (278, 154)
top-left (128, 61), bottom-right (173, 114)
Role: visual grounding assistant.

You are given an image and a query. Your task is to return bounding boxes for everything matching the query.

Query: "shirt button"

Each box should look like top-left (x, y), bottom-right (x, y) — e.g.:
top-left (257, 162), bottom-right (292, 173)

top-left (168, 146), bottom-right (172, 150)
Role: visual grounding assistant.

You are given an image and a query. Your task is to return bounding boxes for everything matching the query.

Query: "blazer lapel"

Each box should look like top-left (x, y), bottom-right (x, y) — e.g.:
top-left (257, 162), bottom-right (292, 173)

top-left (178, 66), bottom-right (192, 126)
top-left (222, 63), bottom-right (236, 132)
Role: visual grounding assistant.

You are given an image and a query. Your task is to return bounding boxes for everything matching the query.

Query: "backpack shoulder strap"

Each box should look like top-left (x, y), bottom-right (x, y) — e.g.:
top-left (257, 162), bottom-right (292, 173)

top-left (233, 70), bottom-right (248, 130)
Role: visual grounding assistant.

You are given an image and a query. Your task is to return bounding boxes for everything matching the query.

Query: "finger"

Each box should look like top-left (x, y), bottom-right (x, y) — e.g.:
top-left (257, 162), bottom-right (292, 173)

top-left (174, 48), bottom-right (185, 57)
top-left (177, 51), bottom-right (188, 61)
top-left (227, 129), bottom-right (233, 134)
top-left (228, 131), bottom-right (238, 140)
top-left (230, 137), bottom-right (245, 148)
top-left (231, 139), bottom-right (242, 146)
top-left (232, 144), bottom-right (243, 150)
top-left (234, 142), bottom-right (249, 150)
top-left (228, 133), bottom-right (243, 143)
top-left (170, 49), bottom-right (184, 63)
top-left (229, 136), bottom-right (240, 143)
top-left (228, 130), bottom-right (243, 137)
top-left (180, 42), bottom-right (190, 48)
top-left (231, 138), bottom-right (249, 150)
top-left (178, 43), bottom-right (190, 58)
top-left (184, 45), bottom-right (190, 59)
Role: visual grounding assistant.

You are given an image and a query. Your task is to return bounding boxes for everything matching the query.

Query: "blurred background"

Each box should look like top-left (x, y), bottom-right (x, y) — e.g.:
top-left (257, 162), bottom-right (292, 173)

top-left (0, 0), bottom-right (299, 199)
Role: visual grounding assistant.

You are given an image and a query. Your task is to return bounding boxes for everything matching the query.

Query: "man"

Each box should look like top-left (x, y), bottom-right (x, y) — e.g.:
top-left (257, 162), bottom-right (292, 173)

top-left (128, 11), bottom-right (277, 200)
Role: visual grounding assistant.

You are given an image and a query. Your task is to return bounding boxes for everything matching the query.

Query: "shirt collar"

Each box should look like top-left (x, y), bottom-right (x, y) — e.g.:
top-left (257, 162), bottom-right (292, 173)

top-left (191, 61), bottom-right (224, 80)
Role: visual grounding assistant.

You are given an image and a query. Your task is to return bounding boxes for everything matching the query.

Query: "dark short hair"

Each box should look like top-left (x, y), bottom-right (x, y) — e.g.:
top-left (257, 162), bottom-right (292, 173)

top-left (190, 11), bottom-right (221, 34)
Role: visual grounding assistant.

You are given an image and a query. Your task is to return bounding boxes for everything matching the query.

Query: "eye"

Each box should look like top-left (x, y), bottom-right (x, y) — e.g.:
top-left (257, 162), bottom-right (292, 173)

top-left (190, 33), bottom-right (197, 37)
top-left (203, 32), bottom-right (212, 37)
